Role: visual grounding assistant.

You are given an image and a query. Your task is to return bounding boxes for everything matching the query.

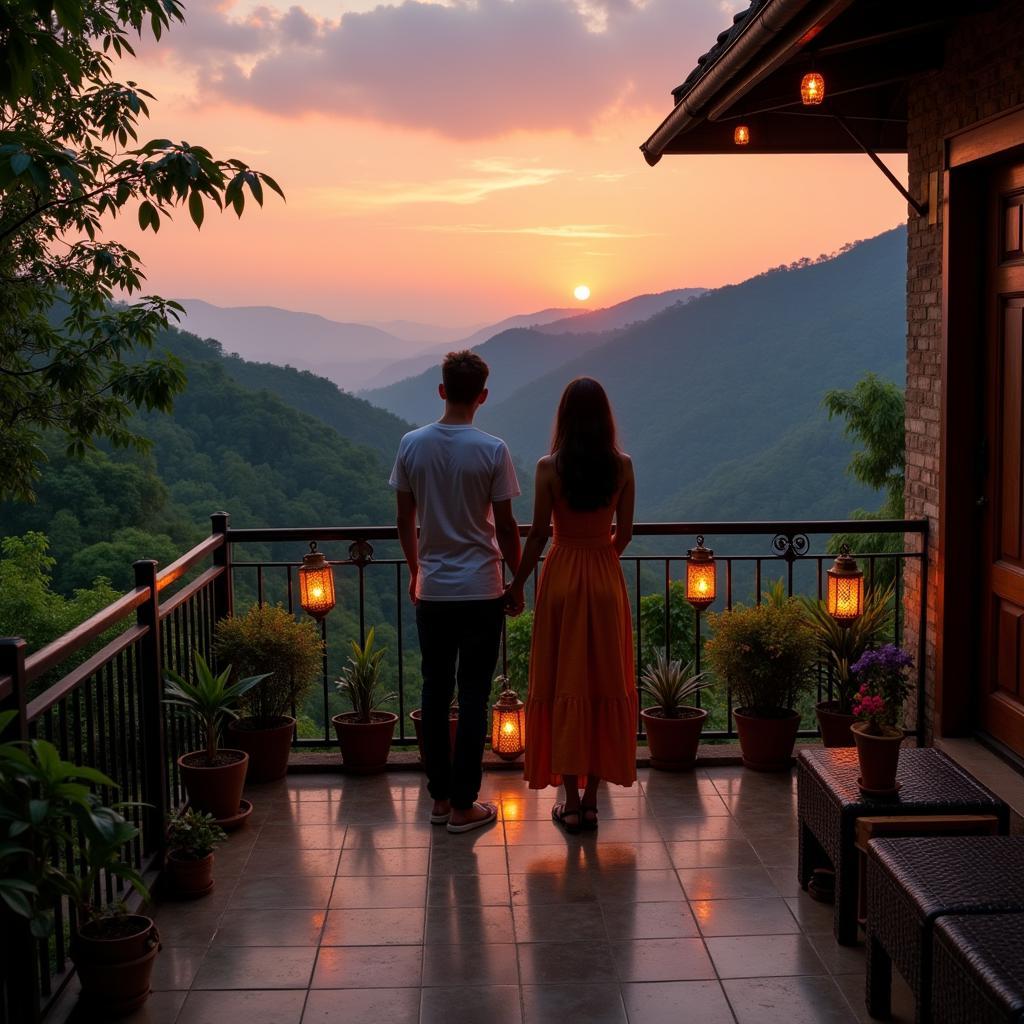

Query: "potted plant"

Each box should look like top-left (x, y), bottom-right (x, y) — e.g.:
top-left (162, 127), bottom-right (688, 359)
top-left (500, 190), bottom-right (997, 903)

top-left (165, 808), bottom-right (227, 899)
top-left (164, 651), bottom-right (268, 825)
top-left (215, 604), bottom-right (324, 782)
top-left (640, 653), bottom-right (715, 771)
top-left (409, 693), bottom-right (459, 764)
top-left (801, 584), bottom-right (894, 746)
top-left (332, 628), bottom-right (397, 773)
top-left (705, 597), bottom-right (817, 770)
top-left (0, 711), bottom-right (159, 1017)
top-left (850, 644), bottom-right (913, 794)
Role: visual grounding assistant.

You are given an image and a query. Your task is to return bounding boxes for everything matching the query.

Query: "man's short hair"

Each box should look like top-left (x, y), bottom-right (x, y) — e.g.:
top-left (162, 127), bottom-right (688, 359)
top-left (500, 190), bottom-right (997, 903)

top-left (442, 350), bottom-right (489, 404)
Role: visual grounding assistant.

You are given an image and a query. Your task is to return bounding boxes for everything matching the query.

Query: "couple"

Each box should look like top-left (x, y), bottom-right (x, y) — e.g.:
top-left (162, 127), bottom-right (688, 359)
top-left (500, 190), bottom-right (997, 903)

top-left (390, 350), bottom-right (637, 835)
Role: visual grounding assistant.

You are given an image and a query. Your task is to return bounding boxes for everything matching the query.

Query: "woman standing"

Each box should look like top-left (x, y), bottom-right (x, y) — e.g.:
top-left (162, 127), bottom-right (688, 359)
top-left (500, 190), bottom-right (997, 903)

top-left (505, 378), bottom-right (637, 832)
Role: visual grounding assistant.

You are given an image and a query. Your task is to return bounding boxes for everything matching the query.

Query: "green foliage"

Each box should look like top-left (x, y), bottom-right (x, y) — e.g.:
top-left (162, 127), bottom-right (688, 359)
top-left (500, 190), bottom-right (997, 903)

top-left (214, 604), bottom-right (324, 725)
top-left (0, 0), bottom-right (283, 501)
top-left (164, 651), bottom-right (268, 761)
top-left (640, 653), bottom-right (713, 717)
top-left (705, 599), bottom-right (817, 714)
top-left (800, 585), bottom-right (895, 712)
top-left (638, 583), bottom-right (696, 667)
top-left (166, 808), bottom-right (226, 860)
top-left (336, 628), bottom-right (395, 724)
top-left (504, 612), bottom-right (534, 692)
top-left (0, 713), bottom-right (146, 934)
top-left (0, 532), bottom-right (119, 655)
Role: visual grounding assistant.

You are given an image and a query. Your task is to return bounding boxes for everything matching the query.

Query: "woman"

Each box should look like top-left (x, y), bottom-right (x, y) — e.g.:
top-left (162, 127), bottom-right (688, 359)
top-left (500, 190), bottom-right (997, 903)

top-left (506, 377), bottom-right (637, 833)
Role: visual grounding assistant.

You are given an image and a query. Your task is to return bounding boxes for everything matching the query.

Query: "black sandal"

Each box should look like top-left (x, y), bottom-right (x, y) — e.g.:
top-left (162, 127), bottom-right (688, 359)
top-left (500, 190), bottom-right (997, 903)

top-left (580, 805), bottom-right (599, 831)
top-left (552, 803), bottom-right (582, 835)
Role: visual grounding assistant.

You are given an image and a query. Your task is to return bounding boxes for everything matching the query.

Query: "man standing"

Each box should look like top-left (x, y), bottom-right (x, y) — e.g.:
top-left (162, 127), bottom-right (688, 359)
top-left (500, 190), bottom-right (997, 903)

top-left (391, 351), bottom-right (521, 833)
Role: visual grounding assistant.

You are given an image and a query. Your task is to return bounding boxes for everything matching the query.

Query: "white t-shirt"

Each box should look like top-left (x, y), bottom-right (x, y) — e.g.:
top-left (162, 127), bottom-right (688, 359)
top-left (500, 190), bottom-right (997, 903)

top-left (389, 423), bottom-right (520, 601)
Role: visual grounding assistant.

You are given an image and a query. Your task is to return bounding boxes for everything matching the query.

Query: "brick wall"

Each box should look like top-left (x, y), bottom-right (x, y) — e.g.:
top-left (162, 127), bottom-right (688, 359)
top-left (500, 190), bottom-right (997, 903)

top-left (903, 0), bottom-right (1024, 740)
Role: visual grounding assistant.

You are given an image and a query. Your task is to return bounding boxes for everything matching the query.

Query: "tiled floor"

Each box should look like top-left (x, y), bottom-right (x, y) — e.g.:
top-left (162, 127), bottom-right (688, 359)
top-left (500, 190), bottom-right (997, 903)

top-left (52, 766), bottom-right (916, 1023)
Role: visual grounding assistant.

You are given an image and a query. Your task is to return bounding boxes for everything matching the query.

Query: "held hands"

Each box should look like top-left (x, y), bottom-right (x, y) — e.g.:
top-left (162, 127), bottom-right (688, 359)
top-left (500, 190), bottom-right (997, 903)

top-left (503, 583), bottom-right (525, 617)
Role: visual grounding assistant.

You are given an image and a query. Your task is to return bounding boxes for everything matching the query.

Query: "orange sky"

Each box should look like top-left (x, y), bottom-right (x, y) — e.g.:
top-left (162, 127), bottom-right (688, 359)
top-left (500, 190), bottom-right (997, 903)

top-left (114, 1), bottom-right (909, 325)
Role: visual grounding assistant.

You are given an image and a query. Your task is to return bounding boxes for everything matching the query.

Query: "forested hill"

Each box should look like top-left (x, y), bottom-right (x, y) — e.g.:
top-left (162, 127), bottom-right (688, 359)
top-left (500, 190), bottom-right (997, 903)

top-left (478, 227), bottom-right (907, 519)
top-left (0, 323), bottom-right (409, 594)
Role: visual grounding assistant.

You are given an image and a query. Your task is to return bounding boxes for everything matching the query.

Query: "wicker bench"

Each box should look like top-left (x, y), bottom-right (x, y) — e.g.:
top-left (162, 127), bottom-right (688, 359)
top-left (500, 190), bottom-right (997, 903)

top-left (933, 913), bottom-right (1024, 1023)
top-left (866, 836), bottom-right (1024, 1023)
top-left (798, 748), bottom-right (1009, 945)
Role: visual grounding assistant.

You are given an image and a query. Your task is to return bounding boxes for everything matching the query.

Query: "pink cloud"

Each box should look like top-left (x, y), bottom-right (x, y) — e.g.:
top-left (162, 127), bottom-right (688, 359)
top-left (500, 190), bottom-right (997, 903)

top-left (165, 0), bottom-right (724, 140)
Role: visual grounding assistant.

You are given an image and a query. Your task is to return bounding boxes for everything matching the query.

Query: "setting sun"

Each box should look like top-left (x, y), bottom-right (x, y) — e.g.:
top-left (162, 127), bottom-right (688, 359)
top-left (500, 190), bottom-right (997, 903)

top-left (573, 284), bottom-right (591, 302)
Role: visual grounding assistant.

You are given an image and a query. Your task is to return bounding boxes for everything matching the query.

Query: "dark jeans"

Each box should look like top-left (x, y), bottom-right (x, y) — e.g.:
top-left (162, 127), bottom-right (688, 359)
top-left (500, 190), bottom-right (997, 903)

top-left (415, 597), bottom-right (505, 810)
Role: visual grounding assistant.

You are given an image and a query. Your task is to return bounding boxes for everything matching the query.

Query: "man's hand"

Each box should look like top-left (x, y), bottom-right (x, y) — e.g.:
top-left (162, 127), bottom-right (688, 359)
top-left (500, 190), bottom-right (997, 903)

top-left (408, 570), bottom-right (419, 605)
top-left (503, 584), bottom-right (524, 617)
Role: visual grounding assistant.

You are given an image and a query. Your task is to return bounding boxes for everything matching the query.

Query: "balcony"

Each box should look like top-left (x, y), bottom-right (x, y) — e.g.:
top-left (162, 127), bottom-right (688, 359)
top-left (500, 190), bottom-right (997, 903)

top-left (0, 515), bottom-right (926, 1021)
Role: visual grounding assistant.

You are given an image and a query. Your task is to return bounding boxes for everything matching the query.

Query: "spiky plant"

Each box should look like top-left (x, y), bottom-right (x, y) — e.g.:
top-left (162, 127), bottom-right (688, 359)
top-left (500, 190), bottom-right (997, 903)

top-left (641, 653), bottom-right (715, 718)
top-left (335, 628), bottom-right (395, 724)
top-left (800, 583), bottom-right (895, 713)
top-left (164, 651), bottom-right (268, 762)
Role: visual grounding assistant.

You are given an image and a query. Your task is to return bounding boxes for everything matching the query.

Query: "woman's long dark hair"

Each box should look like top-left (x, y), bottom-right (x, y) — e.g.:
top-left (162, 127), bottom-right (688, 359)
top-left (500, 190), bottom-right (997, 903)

top-left (551, 377), bottom-right (621, 511)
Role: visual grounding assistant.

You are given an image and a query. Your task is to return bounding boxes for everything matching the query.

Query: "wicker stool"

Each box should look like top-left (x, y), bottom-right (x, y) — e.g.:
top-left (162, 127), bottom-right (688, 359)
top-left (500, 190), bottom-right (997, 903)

top-left (865, 836), bottom-right (1024, 1023)
top-left (933, 914), bottom-right (1024, 1023)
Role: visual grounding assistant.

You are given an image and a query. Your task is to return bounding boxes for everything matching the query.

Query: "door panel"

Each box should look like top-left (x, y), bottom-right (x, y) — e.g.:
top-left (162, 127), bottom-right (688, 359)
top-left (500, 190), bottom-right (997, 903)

top-left (981, 163), bottom-right (1024, 753)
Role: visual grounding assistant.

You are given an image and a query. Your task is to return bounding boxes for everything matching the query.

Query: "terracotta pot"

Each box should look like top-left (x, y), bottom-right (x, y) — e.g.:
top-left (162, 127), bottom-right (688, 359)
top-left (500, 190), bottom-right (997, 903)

top-left (226, 716), bottom-right (295, 783)
top-left (815, 701), bottom-right (857, 748)
top-left (409, 709), bottom-right (459, 763)
top-left (72, 914), bottom-right (160, 1016)
top-left (852, 722), bottom-right (903, 793)
top-left (733, 707), bottom-right (801, 771)
top-left (178, 749), bottom-right (249, 821)
top-left (641, 707), bottom-right (708, 771)
top-left (166, 851), bottom-right (215, 899)
top-left (332, 712), bottom-right (398, 774)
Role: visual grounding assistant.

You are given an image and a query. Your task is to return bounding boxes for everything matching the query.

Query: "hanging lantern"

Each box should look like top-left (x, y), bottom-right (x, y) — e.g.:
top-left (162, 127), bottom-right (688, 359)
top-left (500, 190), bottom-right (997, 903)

top-left (800, 71), bottom-right (825, 105)
top-left (826, 545), bottom-right (864, 624)
top-left (298, 541), bottom-right (336, 619)
top-left (490, 686), bottom-right (525, 761)
top-left (733, 124), bottom-right (750, 146)
top-left (686, 536), bottom-right (716, 611)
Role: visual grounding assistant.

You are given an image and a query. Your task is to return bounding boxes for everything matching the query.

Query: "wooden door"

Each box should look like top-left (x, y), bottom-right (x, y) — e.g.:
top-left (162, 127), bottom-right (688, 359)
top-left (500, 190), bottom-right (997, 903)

top-left (981, 160), bottom-right (1024, 753)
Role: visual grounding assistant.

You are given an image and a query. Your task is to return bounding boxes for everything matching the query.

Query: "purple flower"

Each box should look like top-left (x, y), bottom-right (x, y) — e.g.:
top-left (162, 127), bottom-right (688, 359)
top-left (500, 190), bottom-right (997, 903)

top-left (851, 644), bottom-right (913, 677)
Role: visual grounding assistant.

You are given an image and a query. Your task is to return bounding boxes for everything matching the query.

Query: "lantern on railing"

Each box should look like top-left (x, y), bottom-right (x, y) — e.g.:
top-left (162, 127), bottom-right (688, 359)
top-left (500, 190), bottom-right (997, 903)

top-left (826, 545), bottom-right (864, 624)
top-left (733, 124), bottom-right (750, 146)
top-left (491, 685), bottom-right (525, 761)
top-left (801, 71), bottom-right (825, 105)
top-left (686, 536), bottom-right (716, 611)
top-left (298, 541), bottom-right (336, 620)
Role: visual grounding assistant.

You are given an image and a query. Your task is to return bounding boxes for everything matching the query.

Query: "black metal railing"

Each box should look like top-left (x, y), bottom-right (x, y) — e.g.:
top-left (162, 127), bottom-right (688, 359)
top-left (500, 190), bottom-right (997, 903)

top-left (0, 511), bottom-right (928, 1020)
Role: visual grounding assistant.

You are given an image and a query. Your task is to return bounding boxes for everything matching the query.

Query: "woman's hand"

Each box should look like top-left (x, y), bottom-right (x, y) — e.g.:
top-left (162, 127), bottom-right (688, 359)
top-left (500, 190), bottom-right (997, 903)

top-left (504, 583), bottom-right (525, 617)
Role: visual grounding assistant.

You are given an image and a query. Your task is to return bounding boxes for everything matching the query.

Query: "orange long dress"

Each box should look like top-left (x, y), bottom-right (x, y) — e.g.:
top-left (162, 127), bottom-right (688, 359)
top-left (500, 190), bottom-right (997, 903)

top-left (523, 494), bottom-right (638, 789)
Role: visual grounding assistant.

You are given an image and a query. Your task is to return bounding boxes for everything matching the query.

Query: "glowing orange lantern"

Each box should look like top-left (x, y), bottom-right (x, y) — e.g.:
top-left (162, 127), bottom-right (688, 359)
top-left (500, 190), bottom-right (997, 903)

top-left (686, 537), bottom-right (716, 611)
top-left (801, 71), bottom-right (825, 105)
top-left (298, 541), bottom-right (336, 619)
top-left (491, 686), bottom-right (525, 760)
top-left (733, 125), bottom-right (750, 146)
top-left (826, 546), bottom-right (864, 624)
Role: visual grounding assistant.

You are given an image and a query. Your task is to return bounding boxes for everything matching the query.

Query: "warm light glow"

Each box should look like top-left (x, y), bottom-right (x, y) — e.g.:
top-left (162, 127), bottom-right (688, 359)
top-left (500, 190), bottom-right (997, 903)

top-left (801, 72), bottom-right (825, 106)
top-left (573, 284), bottom-right (591, 301)
top-left (686, 538), bottom-right (716, 611)
top-left (298, 542), bottom-right (336, 620)
top-left (733, 125), bottom-right (750, 146)
top-left (826, 549), bottom-right (864, 623)
top-left (491, 688), bottom-right (526, 760)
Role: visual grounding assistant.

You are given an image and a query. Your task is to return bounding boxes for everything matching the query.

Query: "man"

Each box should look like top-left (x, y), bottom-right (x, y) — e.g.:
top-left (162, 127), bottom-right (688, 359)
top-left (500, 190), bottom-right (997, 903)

top-left (391, 350), bottom-right (521, 833)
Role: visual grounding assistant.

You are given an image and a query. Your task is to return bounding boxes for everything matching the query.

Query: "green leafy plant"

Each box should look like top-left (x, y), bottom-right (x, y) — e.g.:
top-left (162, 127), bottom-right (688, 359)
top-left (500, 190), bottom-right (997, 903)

top-left (0, 711), bottom-right (148, 936)
top-left (166, 809), bottom-right (226, 861)
top-left (705, 599), bottom-right (817, 715)
top-left (335, 628), bottom-right (394, 724)
top-left (214, 604), bottom-right (324, 726)
top-left (641, 654), bottom-right (714, 718)
top-left (800, 584), bottom-right (895, 712)
top-left (164, 651), bottom-right (268, 762)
